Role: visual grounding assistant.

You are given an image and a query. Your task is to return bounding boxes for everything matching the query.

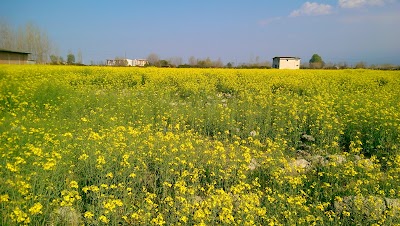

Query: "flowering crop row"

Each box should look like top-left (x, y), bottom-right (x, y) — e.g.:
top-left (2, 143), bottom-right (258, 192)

top-left (1, 65), bottom-right (400, 225)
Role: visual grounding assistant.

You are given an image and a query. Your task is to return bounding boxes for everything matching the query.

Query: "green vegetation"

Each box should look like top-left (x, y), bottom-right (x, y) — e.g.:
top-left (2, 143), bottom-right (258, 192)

top-left (1, 65), bottom-right (400, 225)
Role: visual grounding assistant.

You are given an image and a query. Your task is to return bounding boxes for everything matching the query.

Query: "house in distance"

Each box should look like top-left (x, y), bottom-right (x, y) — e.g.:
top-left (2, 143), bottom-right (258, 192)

top-left (106, 58), bottom-right (148, 67)
top-left (272, 57), bottom-right (301, 69)
top-left (0, 49), bottom-right (31, 65)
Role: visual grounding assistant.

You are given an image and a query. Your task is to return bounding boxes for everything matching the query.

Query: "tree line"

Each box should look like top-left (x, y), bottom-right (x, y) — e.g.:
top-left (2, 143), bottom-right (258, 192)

top-left (145, 53), bottom-right (272, 68)
top-left (304, 54), bottom-right (399, 70)
top-left (0, 20), bottom-right (52, 64)
top-left (50, 50), bottom-right (83, 65)
top-left (143, 53), bottom-right (399, 70)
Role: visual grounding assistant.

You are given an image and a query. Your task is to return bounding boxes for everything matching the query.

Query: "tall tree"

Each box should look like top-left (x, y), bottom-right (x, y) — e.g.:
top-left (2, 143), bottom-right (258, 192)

top-left (309, 54), bottom-right (325, 69)
top-left (67, 53), bottom-right (75, 65)
top-left (0, 20), bottom-right (53, 63)
top-left (168, 57), bottom-right (183, 67)
top-left (77, 49), bottom-right (83, 64)
top-left (0, 20), bottom-right (14, 49)
top-left (188, 56), bottom-right (197, 66)
top-left (355, 61), bottom-right (367, 69)
top-left (147, 53), bottom-right (160, 66)
top-left (213, 58), bottom-right (224, 68)
top-left (114, 57), bottom-right (128, 66)
top-left (50, 55), bottom-right (60, 64)
top-left (17, 22), bottom-right (51, 63)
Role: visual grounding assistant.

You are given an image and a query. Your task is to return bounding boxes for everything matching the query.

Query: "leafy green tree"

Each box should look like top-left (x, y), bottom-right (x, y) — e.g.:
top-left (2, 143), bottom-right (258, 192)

top-left (159, 60), bottom-right (170, 67)
top-left (50, 55), bottom-right (59, 64)
top-left (309, 54), bottom-right (325, 69)
top-left (67, 53), bottom-right (75, 65)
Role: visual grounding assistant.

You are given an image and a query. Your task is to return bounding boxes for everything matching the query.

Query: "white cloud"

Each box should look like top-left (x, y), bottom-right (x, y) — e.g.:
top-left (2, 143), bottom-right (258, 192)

top-left (338, 0), bottom-right (392, 8)
top-left (290, 2), bottom-right (333, 17)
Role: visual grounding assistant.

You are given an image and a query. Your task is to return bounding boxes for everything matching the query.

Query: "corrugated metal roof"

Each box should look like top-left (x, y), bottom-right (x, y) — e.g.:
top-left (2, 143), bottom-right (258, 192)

top-left (273, 56), bottom-right (301, 59)
top-left (0, 48), bottom-right (31, 54)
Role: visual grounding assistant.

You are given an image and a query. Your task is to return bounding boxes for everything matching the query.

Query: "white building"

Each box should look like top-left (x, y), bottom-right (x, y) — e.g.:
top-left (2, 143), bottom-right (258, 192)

top-left (272, 57), bottom-right (301, 69)
top-left (106, 58), bottom-right (148, 67)
top-left (130, 59), bottom-right (148, 67)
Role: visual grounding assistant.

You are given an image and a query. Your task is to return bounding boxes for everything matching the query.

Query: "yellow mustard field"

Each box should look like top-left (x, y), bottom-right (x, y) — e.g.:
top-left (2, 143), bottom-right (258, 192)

top-left (1, 65), bottom-right (400, 225)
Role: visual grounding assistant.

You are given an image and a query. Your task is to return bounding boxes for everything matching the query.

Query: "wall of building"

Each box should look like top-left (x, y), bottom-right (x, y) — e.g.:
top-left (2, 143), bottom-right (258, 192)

top-left (0, 51), bottom-right (29, 64)
top-left (279, 58), bottom-right (300, 69)
top-left (272, 58), bottom-right (280, 68)
top-left (107, 58), bottom-right (148, 67)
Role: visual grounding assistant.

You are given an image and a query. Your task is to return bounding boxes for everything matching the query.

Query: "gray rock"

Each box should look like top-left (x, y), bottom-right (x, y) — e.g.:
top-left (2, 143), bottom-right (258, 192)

top-left (385, 198), bottom-right (400, 216)
top-left (301, 134), bottom-right (315, 142)
top-left (248, 158), bottom-right (260, 171)
top-left (309, 155), bottom-right (327, 165)
top-left (296, 150), bottom-right (311, 158)
top-left (50, 207), bottom-right (81, 226)
top-left (327, 155), bottom-right (347, 165)
top-left (286, 158), bottom-right (311, 174)
top-left (334, 195), bottom-right (389, 217)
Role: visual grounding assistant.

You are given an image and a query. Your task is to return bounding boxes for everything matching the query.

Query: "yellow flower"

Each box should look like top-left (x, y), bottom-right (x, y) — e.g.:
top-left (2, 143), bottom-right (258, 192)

top-left (0, 194), bottom-right (9, 202)
top-left (78, 153), bottom-right (89, 160)
top-left (63, 132), bottom-right (73, 138)
top-left (99, 215), bottom-right (109, 223)
top-left (69, 180), bottom-right (79, 189)
top-left (11, 207), bottom-right (30, 224)
top-left (151, 213), bottom-right (166, 225)
top-left (131, 212), bottom-right (140, 220)
top-left (163, 181), bottom-right (172, 188)
top-left (42, 158), bottom-right (57, 170)
top-left (6, 163), bottom-right (18, 172)
top-left (60, 190), bottom-right (81, 207)
top-left (84, 211), bottom-right (94, 219)
top-left (180, 216), bottom-right (188, 223)
top-left (103, 199), bottom-right (123, 213)
top-left (88, 131), bottom-right (103, 140)
top-left (96, 155), bottom-right (106, 168)
top-left (28, 202), bottom-right (43, 215)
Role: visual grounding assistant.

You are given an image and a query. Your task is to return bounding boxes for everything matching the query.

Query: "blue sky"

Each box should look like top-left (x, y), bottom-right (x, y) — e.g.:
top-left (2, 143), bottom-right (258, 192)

top-left (1, 0), bottom-right (400, 65)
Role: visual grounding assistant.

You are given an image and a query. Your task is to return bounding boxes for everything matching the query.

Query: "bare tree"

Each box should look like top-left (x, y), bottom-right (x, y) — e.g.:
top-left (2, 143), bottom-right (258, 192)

top-left (255, 56), bottom-right (260, 66)
top-left (114, 57), bottom-right (128, 66)
top-left (168, 56), bottom-right (183, 67)
top-left (0, 20), bottom-right (15, 49)
top-left (188, 56), bottom-right (197, 66)
top-left (212, 58), bottom-right (224, 68)
top-left (147, 53), bottom-right (160, 66)
top-left (17, 23), bottom-right (51, 63)
top-left (0, 21), bottom-right (52, 63)
top-left (355, 61), bottom-right (367, 69)
top-left (77, 49), bottom-right (83, 64)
